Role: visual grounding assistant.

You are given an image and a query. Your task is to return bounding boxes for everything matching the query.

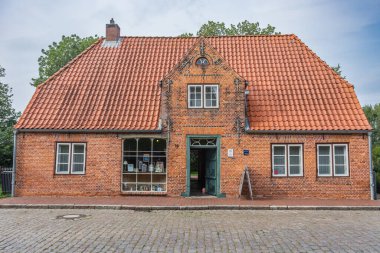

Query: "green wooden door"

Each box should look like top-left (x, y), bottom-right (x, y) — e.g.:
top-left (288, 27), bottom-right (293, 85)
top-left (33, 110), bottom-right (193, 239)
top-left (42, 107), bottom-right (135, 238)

top-left (205, 148), bottom-right (217, 195)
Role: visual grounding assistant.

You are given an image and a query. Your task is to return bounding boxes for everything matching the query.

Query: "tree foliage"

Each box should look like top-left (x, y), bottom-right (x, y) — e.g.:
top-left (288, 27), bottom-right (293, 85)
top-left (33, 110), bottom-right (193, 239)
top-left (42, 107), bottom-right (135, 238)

top-left (363, 103), bottom-right (380, 192)
top-left (31, 34), bottom-right (98, 86)
top-left (332, 64), bottom-right (346, 79)
top-left (0, 66), bottom-right (20, 167)
top-left (179, 20), bottom-right (280, 37)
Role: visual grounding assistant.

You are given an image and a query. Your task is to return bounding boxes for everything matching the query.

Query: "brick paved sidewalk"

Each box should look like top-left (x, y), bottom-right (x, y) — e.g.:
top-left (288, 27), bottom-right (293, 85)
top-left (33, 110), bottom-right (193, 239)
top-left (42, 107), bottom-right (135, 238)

top-left (0, 196), bottom-right (379, 210)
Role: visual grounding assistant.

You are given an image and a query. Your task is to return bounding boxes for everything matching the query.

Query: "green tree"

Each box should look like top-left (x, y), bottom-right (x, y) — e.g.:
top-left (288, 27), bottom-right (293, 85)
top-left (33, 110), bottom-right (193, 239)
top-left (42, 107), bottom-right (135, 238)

top-left (363, 103), bottom-right (380, 192)
top-left (332, 64), bottom-right (346, 79)
top-left (179, 20), bottom-right (280, 37)
top-left (0, 66), bottom-right (20, 167)
top-left (31, 34), bottom-right (98, 87)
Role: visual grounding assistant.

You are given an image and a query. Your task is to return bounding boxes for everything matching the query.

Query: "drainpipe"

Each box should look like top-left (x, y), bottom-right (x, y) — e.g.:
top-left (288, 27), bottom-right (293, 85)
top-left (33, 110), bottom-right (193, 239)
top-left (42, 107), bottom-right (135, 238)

top-left (11, 130), bottom-right (18, 197)
top-left (368, 132), bottom-right (376, 200)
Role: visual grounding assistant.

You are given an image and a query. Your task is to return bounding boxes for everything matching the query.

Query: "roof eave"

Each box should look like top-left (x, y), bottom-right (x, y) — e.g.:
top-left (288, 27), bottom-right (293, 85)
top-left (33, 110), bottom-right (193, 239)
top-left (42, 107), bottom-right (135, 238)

top-left (16, 129), bottom-right (162, 134)
top-left (245, 129), bottom-right (371, 134)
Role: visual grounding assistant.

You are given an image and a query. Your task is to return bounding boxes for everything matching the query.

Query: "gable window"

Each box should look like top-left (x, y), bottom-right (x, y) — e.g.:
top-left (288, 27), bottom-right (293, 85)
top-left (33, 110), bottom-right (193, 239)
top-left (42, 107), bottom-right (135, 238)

top-left (188, 85), bottom-right (203, 108)
top-left (204, 85), bottom-right (219, 108)
top-left (56, 143), bottom-right (86, 174)
top-left (272, 144), bottom-right (303, 177)
top-left (188, 84), bottom-right (219, 108)
top-left (317, 144), bottom-right (349, 177)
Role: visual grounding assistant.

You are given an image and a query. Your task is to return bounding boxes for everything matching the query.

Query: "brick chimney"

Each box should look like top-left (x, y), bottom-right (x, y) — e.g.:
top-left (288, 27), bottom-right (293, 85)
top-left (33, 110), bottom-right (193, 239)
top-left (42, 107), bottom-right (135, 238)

top-left (106, 18), bottom-right (120, 41)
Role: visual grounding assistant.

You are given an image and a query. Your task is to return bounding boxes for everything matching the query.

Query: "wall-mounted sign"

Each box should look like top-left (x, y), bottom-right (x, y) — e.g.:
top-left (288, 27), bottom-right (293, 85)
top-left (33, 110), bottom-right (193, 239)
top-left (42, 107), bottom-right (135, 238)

top-left (243, 150), bottom-right (249, 156)
top-left (228, 149), bottom-right (234, 158)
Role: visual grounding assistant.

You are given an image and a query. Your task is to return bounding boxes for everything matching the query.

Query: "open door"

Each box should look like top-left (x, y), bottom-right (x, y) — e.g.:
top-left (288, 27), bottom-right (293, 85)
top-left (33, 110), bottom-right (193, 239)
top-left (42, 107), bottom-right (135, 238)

top-left (205, 148), bottom-right (217, 195)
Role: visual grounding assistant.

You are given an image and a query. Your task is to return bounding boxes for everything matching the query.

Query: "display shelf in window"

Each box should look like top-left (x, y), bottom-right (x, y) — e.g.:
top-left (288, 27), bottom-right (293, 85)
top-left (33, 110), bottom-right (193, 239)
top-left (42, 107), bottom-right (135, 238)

top-left (122, 138), bottom-right (167, 193)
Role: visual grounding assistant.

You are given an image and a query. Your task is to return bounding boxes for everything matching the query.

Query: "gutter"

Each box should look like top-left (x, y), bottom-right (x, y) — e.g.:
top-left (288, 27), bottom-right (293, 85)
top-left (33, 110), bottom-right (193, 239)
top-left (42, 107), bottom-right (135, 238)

top-left (369, 132), bottom-right (376, 200)
top-left (11, 130), bottom-right (18, 197)
top-left (16, 129), bottom-right (162, 134)
top-left (245, 129), bottom-right (371, 134)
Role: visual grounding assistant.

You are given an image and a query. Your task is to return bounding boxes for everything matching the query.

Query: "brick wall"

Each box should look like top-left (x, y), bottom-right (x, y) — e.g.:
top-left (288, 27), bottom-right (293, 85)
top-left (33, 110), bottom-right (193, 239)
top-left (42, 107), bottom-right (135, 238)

top-left (15, 133), bottom-right (122, 196)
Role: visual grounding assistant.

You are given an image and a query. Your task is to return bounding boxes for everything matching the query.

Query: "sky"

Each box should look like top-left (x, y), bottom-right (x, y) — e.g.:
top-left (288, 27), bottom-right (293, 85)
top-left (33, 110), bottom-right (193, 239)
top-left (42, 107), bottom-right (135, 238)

top-left (0, 0), bottom-right (379, 112)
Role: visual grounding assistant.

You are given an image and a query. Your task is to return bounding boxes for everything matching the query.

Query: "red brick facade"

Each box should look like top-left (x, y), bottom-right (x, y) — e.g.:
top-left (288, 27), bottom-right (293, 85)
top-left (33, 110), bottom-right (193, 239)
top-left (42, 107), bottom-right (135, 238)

top-left (15, 39), bottom-right (371, 199)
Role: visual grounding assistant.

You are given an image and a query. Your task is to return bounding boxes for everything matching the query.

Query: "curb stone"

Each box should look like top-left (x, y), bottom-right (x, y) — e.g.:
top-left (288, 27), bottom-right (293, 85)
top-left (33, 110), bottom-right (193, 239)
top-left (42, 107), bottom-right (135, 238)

top-left (0, 204), bottom-right (379, 211)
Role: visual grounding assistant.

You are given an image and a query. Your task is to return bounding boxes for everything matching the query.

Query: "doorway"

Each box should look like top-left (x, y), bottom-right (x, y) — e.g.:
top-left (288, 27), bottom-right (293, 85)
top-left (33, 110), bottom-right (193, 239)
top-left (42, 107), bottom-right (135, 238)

top-left (185, 136), bottom-right (220, 197)
top-left (190, 148), bottom-right (217, 196)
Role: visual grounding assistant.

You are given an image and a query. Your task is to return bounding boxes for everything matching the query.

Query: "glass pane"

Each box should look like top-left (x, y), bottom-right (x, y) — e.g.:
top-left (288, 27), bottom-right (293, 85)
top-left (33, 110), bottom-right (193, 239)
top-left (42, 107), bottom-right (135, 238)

top-left (319, 146), bottom-right (330, 155)
top-left (190, 100), bottom-right (195, 107)
top-left (195, 100), bottom-right (201, 107)
top-left (274, 156), bottom-right (285, 166)
top-left (190, 94), bottom-right (195, 99)
top-left (289, 165), bottom-right (300, 175)
top-left (190, 87), bottom-right (195, 92)
top-left (58, 144), bottom-right (69, 154)
top-left (206, 93), bottom-right (211, 99)
top-left (124, 139), bottom-right (137, 152)
top-left (73, 154), bottom-right (84, 163)
top-left (334, 146), bottom-right (346, 155)
top-left (273, 146), bottom-right (285, 155)
top-left (58, 154), bottom-right (69, 164)
top-left (205, 87), bottom-right (211, 93)
top-left (289, 156), bottom-right (300, 165)
top-left (289, 146), bottom-right (300, 155)
top-left (318, 155), bottom-right (330, 165)
top-left (196, 93), bottom-right (201, 99)
top-left (138, 138), bottom-right (151, 152)
top-left (273, 166), bottom-right (285, 175)
top-left (335, 165), bottom-right (346, 175)
top-left (211, 93), bottom-right (217, 100)
top-left (57, 164), bottom-right (68, 172)
top-left (319, 165), bottom-right (330, 175)
top-left (73, 145), bottom-right (84, 153)
top-left (334, 155), bottom-right (345, 165)
top-left (212, 100), bottom-right (217, 106)
top-left (153, 139), bottom-right (166, 152)
top-left (205, 100), bottom-right (211, 107)
top-left (72, 163), bottom-right (84, 173)
top-left (196, 87), bottom-right (201, 92)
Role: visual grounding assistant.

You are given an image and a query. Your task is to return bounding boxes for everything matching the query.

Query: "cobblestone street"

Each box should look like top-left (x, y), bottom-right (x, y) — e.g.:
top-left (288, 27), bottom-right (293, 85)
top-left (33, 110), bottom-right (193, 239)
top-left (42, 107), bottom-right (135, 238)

top-left (0, 209), bottom-right (379, 252)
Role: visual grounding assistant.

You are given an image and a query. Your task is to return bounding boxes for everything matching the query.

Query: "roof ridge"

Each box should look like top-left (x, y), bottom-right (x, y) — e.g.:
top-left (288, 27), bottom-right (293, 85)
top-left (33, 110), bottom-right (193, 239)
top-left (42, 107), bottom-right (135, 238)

top-left (36, 38), bottom-right (102, 89)
top-left (112, 34), bottom-right (294, 39)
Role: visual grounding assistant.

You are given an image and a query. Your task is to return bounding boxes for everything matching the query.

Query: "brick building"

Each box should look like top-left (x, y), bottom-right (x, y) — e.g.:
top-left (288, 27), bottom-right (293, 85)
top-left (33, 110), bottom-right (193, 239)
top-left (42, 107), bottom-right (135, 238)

top-left (13, 20), bottom-right (375, 199)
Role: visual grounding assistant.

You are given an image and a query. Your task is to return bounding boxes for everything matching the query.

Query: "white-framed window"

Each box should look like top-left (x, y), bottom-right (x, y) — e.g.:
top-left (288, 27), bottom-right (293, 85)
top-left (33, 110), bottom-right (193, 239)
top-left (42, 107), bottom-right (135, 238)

top-left (56, 143), bottom-right (86, 174)
top-left (272, 144), bottom-right (303, 177)
top-left (288, 145), bottom-right (303, 176)
top-left (56, 143), bottom-right (71, 174)
top-left (204, 85), bottom-right (219, 108)
top-left (317, 144), bottom-right (332, 176)
top-left (317, 144), bottom-right (349, 177)
top-left (188, 84), bottom-right (219, 108)
top-left (188, 85), bottom-right (203, 108)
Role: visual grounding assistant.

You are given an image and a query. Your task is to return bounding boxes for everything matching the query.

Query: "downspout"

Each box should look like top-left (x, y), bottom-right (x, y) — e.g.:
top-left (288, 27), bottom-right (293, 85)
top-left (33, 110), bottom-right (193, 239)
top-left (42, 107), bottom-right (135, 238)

top-left (11, 130), bottom-right (18, 197)
top-left (368, 132), bottom-right (376, 200)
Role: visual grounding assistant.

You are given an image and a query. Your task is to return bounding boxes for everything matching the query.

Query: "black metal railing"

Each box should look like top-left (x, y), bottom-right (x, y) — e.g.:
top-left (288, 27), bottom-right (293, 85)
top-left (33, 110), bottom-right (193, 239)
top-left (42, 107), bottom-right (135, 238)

top-left (0, 167), bottom-right (12, 195)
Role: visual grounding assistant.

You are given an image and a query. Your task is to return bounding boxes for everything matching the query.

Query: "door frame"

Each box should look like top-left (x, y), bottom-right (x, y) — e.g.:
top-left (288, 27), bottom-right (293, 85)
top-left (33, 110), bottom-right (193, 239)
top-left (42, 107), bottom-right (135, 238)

top-left (182, 135), bottom-right (224, 197)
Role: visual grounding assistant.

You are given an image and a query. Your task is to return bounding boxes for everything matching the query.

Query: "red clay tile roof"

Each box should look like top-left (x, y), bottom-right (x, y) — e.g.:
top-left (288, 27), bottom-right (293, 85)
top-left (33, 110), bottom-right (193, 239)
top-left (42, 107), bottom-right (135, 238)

top-left (16, 35), bottom-right (371, 131)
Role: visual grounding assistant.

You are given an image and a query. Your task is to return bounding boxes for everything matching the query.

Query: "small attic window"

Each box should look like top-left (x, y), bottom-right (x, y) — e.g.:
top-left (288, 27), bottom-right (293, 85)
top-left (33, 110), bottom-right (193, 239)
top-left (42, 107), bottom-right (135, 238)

top-left (196, 57), bottom-right (209, 67)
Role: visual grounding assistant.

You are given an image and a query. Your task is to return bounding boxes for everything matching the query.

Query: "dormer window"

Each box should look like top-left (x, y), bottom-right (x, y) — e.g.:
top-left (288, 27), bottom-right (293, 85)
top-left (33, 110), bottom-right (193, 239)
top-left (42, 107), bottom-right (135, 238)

top-left (195, 57), bottom-right (209, 67)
